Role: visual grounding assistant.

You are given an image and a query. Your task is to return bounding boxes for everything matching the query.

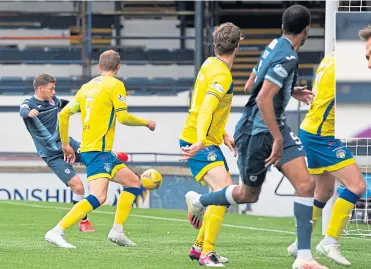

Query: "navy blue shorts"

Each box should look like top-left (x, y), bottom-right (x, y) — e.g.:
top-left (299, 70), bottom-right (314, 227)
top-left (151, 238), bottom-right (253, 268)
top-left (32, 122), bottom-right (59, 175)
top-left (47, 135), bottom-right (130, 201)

top-left (42, 137), bottom-right (81, 186)
top-left (236, 125), bottom-right (306, 188)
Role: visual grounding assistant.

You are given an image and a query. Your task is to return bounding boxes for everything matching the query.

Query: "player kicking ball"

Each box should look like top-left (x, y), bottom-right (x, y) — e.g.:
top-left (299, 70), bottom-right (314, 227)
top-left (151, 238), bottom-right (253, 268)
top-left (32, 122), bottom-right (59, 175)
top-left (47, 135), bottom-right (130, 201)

top-left (183, 5), bottom-right (328, 269)
top-left (20, 74), bottom-right (130, 233)
top-left (45, 50), bottom-right (156, 248)
top-left (287, 28), bottom-right (369, 267)
top-left (180, 22), bottom-right (242, 267)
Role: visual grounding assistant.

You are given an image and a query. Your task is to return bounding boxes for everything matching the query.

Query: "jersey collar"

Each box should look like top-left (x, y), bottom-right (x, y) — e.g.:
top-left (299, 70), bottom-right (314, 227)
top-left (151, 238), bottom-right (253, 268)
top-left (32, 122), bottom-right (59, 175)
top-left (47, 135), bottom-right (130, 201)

top-left (282, 37), bottom-right (294, 50)
top-left (214, 56), bottom-right (229, 68)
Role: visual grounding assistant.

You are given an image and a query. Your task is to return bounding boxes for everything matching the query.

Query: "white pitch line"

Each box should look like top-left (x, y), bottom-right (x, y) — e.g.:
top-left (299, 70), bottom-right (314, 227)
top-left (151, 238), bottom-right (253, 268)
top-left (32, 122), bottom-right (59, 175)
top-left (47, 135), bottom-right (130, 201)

top-left (3, 201), bottom-right (371, 241)
top-left (2, 201), bottom-right (294, 235)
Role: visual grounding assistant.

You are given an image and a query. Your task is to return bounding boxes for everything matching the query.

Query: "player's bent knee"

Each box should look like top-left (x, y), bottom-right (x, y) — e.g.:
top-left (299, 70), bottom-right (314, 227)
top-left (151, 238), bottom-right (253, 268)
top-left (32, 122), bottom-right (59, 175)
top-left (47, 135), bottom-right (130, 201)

top-left (234, 185), bottom-right (260, 203)
top-left (126, 174), bottom-right (141, 188)
top-left (315, 188), bottom-right (334, 202)
top-left (295, 177), bottom-right (315, 197)
top-left (351, 178), bottom-right (366, 196)
top-left (92, 193), bottom-right (107, 204)
top-left (67, 176), bottom-right (85, 195)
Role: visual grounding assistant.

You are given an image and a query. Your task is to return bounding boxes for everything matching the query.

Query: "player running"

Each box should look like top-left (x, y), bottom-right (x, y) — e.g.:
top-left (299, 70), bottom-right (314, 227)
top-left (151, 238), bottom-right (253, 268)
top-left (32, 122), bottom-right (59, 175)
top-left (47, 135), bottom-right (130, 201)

top-left (180, 22), bottom-right (242, 267)
top-left (287, 34), bottom-right (367, 268)
top-left (183, 5), bottom-right (328, 269)
top-left (44, 50), bottom-right (156, 248)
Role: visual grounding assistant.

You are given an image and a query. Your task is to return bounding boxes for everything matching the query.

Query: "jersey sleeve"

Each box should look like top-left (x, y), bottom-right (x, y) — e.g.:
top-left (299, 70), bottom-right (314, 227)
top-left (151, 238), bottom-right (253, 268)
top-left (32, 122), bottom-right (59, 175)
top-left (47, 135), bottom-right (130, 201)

top-left (19, 99), bottom-right (32, 119)
top-left (59, 94), bottom-right (81, 143)
top-left (265, 53), bottom-right (298, 89)
top-left (110, 81), bottom-right (128, 113)
top-left (205, 73), bottom-right (233, 100)
top-left (111, 81), bottom-right (148, 126)
top-left (197, 73), bottom-right (232, 144)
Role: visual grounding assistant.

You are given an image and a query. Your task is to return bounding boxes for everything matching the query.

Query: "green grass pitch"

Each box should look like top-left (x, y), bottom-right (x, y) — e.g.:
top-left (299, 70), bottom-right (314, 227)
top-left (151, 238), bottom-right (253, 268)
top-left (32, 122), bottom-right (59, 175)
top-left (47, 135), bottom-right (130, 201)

top-left (0, 201), bottom-right (370, 269)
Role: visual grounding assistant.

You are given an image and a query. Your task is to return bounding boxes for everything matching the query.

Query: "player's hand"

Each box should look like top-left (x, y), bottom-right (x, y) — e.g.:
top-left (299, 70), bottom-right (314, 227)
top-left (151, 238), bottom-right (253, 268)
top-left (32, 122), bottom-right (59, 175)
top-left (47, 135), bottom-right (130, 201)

top-left (28, 109), bottom-right (39, 118)
top-left (223, 133), bottom-right (237, 157)
top-left (62, 143), bottom-right (76, 164)
top-left (292, 86), bottom-right (314, 105)
top-left (180, 141), bottom-right (204, 161)
top-left (146, 120), bottom-right (156, 131)
top-left (265, 138), bottom-right (283, 168)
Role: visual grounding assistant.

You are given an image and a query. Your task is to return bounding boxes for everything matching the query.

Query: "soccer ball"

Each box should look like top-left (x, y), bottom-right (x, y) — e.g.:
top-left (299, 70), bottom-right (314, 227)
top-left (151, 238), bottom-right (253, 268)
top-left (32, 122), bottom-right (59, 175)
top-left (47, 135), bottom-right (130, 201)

top-left (140, 169), bottom-right (162, 190)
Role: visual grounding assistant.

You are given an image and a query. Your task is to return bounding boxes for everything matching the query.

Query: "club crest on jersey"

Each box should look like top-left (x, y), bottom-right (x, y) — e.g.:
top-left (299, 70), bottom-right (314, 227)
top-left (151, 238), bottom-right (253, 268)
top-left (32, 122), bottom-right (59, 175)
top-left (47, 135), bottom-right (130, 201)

top-left (118, 95), bottom-right (126, 102)
top-left (207, 151), bottom-right (217, 161)
top-left (273, 64), bottom-right (288, 78)
top-left (336, 149), bottom-right (346, 159)
top-left (64, 169), bottom-right (70, 174)
top-left (212, 82), bottom-right (224, 93)
top-left (104, 163), bottom-right (111, 173)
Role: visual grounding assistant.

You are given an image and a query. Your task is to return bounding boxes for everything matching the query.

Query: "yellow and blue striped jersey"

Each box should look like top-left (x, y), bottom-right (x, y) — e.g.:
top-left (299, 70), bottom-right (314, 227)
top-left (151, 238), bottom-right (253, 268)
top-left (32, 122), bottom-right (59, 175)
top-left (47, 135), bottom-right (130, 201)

top-left (180, 57), bottom-right (234, 146)
top-left (300, 52), bottom-right (335, 136)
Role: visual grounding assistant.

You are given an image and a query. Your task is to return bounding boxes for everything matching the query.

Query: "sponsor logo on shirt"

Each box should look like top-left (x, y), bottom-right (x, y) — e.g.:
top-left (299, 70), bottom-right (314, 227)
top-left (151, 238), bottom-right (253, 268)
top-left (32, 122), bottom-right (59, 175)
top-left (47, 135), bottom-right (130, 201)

top-left (273, 64), bottom-right (288, 78)
top-left (212, 82), bottom-right (224, 93)
top-left (118, 95), bottom-right (126, 102)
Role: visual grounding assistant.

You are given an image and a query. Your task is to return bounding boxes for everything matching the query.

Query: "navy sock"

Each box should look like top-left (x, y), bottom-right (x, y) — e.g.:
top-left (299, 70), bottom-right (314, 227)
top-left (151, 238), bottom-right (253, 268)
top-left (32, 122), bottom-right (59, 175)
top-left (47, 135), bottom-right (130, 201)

top-left (199, 186), bottom-right (233, 207)
top-left (294, 197), bottom-right (314, 250)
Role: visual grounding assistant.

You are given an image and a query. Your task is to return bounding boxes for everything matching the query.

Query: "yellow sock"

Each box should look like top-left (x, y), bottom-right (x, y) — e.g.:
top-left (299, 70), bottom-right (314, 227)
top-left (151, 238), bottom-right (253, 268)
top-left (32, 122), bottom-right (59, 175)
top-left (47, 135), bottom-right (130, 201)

top-left (312, 204), bottom-right (323, 232)
top-left (59, 199), bottom-right (94, 230)
top-left (114, 190), bottom-right (136, 225)
top-left (194, 206), bottom-right (212, 249)
top-left (202, 205), bottom-right (226, 256)
top-left (327, 189), bottom-right (358, 240)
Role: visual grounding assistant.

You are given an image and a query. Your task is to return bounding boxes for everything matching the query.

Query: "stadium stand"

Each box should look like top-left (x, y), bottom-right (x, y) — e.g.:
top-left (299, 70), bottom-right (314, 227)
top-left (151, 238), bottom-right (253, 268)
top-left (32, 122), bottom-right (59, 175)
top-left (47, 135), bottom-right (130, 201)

top-left (0, 1), bottom-right (325, 96)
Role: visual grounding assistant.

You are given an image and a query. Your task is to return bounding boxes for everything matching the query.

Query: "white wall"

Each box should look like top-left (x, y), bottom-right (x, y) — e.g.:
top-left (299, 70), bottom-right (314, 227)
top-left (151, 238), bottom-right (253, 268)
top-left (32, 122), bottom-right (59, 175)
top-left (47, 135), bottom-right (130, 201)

top-left (336, 41), bottom-right (371, 81)
top-left (335, 104), bottom-right (371, 138)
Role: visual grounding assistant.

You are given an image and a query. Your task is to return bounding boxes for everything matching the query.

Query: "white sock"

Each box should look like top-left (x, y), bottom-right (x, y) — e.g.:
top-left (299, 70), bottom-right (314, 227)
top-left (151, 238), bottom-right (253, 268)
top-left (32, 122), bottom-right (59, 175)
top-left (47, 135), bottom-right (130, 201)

top-left (52, 224), bottom-right (64, 234)
top-left (193, 245), bottom-right (202, 252)
top-left (192, 195), bottom-right (203, 208)
top-left (297, 249), bottom-right (313, 260)
top-left (323, 235), bottom-right (338, 245)
top-left (225, 185), bottom-right (238, 205)
top-left (112, 223), bottom-right (123, 233)
top-left (72, 193), bottom-right (84, 202)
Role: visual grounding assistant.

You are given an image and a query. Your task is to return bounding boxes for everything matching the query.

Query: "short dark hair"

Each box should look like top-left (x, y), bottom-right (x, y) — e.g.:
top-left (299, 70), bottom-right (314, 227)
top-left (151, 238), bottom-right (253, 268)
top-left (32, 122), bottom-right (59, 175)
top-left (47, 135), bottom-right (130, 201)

top-left (359, 25), bottom-right (371, 41)
top-left (33, 74), bottom-right (56, 90)
top-left (99, 50), bottom-right (121, 71)
top-left (282, 4), bottom-right (311, 35)
top-left (213, 22), bottom-right (242, 55)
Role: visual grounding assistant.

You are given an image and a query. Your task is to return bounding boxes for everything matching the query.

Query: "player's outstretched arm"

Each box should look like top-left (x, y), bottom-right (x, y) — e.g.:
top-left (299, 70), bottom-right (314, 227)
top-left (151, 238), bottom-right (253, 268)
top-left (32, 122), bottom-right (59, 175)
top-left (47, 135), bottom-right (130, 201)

top-left (116, 110), bottom-right (155, 131)
top-left (112, 81), bottom-right (155, 131)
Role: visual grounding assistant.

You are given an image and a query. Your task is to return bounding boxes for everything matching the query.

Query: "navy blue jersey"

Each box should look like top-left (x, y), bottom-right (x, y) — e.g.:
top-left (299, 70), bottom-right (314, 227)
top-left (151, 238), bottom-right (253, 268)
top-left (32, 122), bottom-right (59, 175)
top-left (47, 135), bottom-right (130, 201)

top-left (235, 37), bottom-right (299, 138)
top-left (20, 96), bottom-right (66, 158)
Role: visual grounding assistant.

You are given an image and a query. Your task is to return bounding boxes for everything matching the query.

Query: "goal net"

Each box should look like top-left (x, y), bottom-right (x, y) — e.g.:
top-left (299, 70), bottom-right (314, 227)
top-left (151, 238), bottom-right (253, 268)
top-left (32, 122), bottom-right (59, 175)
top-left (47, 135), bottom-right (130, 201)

top-left (341, 139), bottom-right (371, 236)
top-left (322, 0), bottom-right (371, 237)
